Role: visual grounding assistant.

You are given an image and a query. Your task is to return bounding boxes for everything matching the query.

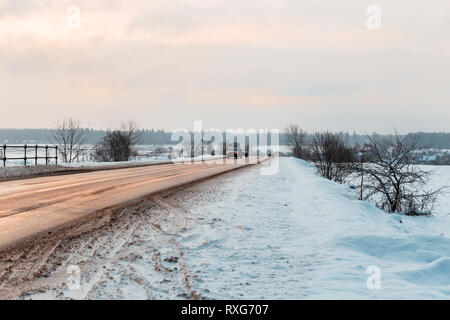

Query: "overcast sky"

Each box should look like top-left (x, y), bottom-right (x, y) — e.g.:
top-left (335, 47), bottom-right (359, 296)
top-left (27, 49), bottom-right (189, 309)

top-left (0, 0), bottom-right (449, 133)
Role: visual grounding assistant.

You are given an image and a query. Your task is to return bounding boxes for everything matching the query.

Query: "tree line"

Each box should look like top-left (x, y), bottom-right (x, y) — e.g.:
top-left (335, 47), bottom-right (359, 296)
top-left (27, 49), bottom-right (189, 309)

top-left (3, 128), bottom-right (450, 149)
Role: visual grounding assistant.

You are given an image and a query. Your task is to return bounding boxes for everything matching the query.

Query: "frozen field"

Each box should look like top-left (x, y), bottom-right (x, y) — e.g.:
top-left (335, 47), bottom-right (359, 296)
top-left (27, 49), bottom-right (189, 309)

top-left (2, 157), bottom-right (449, 299)
top-left (0, 145), bottom-right (173, 167)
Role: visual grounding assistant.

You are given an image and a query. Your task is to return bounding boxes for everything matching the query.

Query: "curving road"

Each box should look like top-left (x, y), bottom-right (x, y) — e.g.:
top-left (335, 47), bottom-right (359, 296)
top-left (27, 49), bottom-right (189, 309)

top-left (0, 159), bottom-right (257, 250)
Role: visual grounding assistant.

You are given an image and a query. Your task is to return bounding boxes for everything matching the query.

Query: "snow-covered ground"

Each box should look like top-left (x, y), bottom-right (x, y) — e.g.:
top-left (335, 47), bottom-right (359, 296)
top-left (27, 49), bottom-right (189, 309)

top-left (7, 157), bottom-right (450, 299)
top-left (421, 165), bottom-right (450, 217)
top-left (0, 145), bottom-right (171, 167)
top-left (173, 158), bottom-right (450, 299)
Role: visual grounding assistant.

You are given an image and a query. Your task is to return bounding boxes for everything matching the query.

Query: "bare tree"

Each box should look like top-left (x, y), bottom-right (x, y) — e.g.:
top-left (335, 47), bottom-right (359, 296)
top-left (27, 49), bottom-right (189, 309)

top-left (286, 124), bottom-right (307, 158)
top-left (121, 120), bottom-right (140, 157)
top-left (310, 131), bottom-right (355, 183)
top-left (351, 143), bottom-right (372, 200)
top-left (355, 133), bottom-right (445, 215)
top-left (52, 118), bottom-right (89, 163)
top-left (93, 121), bottom-right (140, 162)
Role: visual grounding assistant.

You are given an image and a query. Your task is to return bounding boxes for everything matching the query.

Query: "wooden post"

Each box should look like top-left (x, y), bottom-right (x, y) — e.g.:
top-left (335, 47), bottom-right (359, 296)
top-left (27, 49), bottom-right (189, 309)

top-left (45, 145), bottom-right (49, 165)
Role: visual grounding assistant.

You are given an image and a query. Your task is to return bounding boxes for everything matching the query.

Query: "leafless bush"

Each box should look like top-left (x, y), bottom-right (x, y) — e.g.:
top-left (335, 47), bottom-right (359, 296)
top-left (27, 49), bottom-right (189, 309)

top-left (354, 133), bottom-right (444, 215)
top-left (93, 121), bottom-right (140, 162)
top-left (286, 124), bottom-right (307, 158)
top-left (52, 118), bottom-right (89, 163)
top-left (310, 132), bottom-right (355, 183)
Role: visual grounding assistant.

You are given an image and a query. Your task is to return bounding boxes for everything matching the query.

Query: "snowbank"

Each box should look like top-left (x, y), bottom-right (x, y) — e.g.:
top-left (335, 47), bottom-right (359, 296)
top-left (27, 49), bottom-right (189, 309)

top-left (0, 165), bottom-right (81, 181)
top-left (179, 158), bottom-right (450, 299)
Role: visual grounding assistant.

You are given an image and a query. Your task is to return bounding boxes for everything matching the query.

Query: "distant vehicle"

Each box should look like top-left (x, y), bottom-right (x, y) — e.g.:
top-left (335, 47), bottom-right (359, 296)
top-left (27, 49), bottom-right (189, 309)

top-left (226, 141), bottom-right (243, 159)
top-left (244, 144), bottom-right (250, 157)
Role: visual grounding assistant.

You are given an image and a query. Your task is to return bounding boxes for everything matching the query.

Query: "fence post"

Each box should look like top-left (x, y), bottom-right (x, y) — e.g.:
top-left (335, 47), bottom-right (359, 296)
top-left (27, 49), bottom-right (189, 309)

top-left (45, 145), bottom-right (49, 165)
top-left (35, 144), bottom-right (38, 165)
top-left (2, 145), bottom-right (6, 167)
top-left (55, 146), bottom-right (58, 165)
top-left (24, 144), bottom-right (27, 167)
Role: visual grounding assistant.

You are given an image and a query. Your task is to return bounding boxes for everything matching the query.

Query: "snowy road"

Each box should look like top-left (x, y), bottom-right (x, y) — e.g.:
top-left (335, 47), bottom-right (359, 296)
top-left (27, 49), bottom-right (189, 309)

top-left (0, 159), bottom-right (253, 250)
top-left (1, 158), bottom-right (449, 299)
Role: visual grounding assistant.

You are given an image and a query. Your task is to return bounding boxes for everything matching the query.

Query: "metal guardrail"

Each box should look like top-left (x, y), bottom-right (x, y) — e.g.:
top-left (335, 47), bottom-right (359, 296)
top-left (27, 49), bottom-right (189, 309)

top-left (1, 144), bottom-right (58, 166)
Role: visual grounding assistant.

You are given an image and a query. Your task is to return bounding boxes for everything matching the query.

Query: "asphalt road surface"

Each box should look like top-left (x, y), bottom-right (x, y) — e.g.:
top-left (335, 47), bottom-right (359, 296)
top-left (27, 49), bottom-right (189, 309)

top-left (0, 159), bottom-right (255, 250)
